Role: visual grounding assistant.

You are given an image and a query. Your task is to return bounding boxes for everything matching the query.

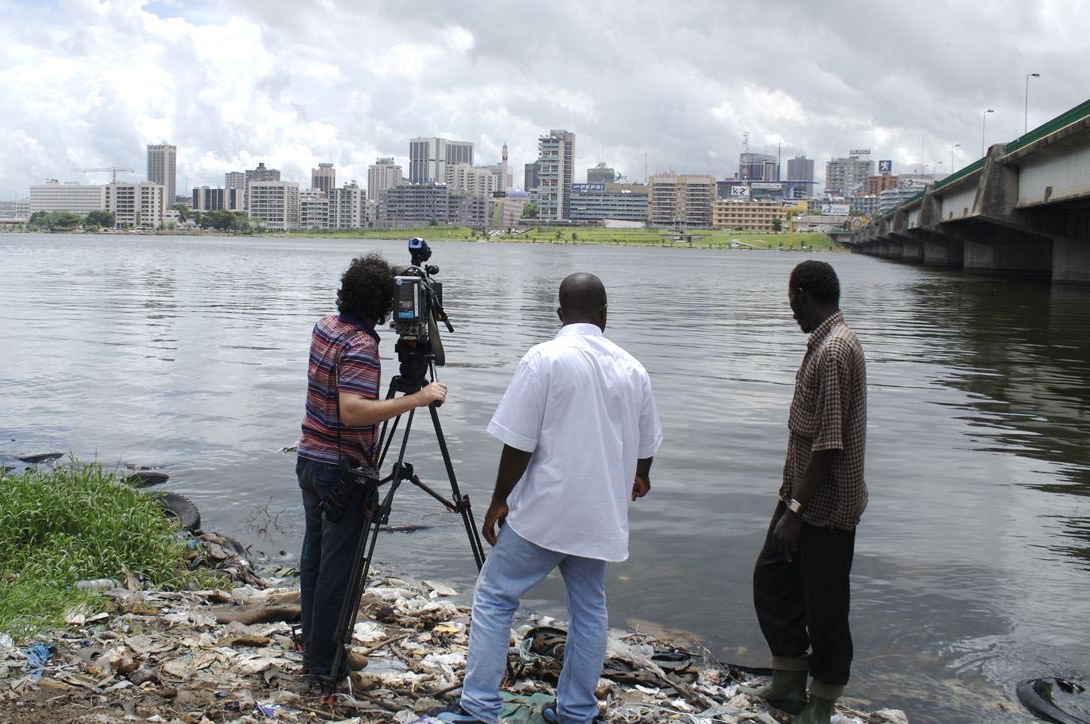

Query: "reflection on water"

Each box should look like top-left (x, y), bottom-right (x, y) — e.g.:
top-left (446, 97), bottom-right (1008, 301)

top-left (2, 235), bottom-right (1089, 724)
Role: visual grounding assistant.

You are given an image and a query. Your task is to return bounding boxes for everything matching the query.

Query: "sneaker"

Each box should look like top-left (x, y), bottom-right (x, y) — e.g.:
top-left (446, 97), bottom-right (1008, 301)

top-left (430, 701), bottom-right (489, 723)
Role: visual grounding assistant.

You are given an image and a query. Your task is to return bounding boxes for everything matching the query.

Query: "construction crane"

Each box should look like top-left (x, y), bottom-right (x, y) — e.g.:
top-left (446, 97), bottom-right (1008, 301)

top-left (71, 167), bottom-right (135, 183)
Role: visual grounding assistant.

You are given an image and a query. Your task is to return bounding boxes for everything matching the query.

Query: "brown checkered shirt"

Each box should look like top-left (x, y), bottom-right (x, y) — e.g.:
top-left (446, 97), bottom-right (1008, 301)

top-left (779, 311), bottom-right (868, 529)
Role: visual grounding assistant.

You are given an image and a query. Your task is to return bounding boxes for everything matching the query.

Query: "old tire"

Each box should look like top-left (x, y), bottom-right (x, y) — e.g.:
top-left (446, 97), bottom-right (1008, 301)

top-left (150, 492), bottom-right (201, 533)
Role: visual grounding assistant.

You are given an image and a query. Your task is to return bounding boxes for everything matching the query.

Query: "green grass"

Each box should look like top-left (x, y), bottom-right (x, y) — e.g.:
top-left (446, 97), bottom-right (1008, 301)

top-left (0, 463), bottom-right (203, 641)
top-left (289, 225), bottom-right (841, 251)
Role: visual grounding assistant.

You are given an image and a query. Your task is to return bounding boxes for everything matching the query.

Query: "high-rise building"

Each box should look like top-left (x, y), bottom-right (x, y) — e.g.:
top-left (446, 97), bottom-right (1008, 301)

top-left (368, 157), bottom-right (403, 200)
top-left (245, 162), bottom-right (281, 185)
top-left (225, 172), bottom-right (246, 190)
top-left (299, 190), bottom-right (329, 230)
top-left (311, 163), bottom-right (336, 196)
top-left (408, 137), bottom-right (474, 184)
top-left (445, 163), bottom-right (497, 197)
top-left (535, 129), bottom-right (575, 221)
top-left (739, 152), bottom-right (779, 182)
top-left (524, 162), bottom-right (540, 193)
top-left (787, 155), bottom-right (815, 183)
top-left (106, 182), bottom-right (165, 228)
top-left (712, 199), bottom-right (787, 232)
top-left (146, 144), bottom-right (177, 206)
top-left (247, 181), bottom-right (299, 230)
top-left (378, 184), bottom-right (484, 228)
top-left (825, 155), bottom-right (875, 197)
top-left (648, 173), bottom-right (716, 228)
top-left (587, 163), bottom-right (617, 184)
top-left (329, 183), bottom-right (366, 230)
top-left (0, 199), bottom-right (31, 221)
top-left (192, 187), bottom-right (225, 211)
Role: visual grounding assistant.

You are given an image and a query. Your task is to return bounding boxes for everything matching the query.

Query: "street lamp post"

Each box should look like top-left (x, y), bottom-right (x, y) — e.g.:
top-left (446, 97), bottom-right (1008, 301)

top-left (982, 109), bottom-right (994, 157)
top-left (951, 143), bottom-right (960, 172)
top-left (1025, 73), bottom-right (1041, 134)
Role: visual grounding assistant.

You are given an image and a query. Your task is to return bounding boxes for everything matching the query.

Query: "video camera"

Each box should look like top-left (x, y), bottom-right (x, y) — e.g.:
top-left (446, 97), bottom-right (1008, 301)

top-left (391, 238), bottom-right (454, 386)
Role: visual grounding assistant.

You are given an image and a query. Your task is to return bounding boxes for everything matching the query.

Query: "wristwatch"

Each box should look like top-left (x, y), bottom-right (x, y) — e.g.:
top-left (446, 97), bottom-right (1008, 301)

top-left (787, 498), bottom-right (803, 514)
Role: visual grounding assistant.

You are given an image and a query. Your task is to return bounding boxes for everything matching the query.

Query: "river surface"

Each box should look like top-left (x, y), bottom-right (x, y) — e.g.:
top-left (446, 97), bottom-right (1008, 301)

top-left (2, 233), bottom-right (1088, 722)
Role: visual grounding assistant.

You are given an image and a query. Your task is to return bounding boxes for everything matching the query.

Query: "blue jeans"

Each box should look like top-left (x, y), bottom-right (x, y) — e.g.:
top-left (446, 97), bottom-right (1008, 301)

top-left (297, 456), bottom-right (370, 685)
top-left (460, 526), bottom-right (608, 724)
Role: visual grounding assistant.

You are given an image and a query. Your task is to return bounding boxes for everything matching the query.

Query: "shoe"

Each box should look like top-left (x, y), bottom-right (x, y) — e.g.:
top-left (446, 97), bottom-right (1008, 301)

top-left (430, 701), bottom-right (489, 723)
top-left (739, 668), bottom-right (808, 714)
top-left (541, 700), bottom-right (604, 723)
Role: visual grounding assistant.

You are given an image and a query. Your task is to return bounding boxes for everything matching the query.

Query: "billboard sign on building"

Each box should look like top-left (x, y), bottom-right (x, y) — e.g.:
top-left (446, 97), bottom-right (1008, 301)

top-left (571, 183), bottom-right (605, 193)
top-left (751, 182), bottom-right (781, 190)
top-left (878, 160), bottom-right (893, 174)
top-left (849, 149), bottom-right (871, 156)
top-left (899, 178), bottom-right (929, 189)
top-left (730, 185), bottom-right (749, 197)
top-left (821, 203), bottom-right (850, 216)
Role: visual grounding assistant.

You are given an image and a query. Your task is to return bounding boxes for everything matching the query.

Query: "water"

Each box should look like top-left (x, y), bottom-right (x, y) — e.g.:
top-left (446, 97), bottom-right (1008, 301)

top-left (2, 233), bottom-right (1088, 722)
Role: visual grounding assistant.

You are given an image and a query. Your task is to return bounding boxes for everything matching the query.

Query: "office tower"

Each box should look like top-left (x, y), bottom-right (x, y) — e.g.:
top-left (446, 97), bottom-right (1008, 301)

top-left (30, 181), bottom-right (108, 215)
top-left (648, 173), bottom-right (716, 227)
top-left (524, 162), bottom-right (540, 193)
top-left (445, 163), bottom-right (497, 197)
top-left (825, 155), bottom-right (875, 196)
top-left (787, 155), bottom-right (815, 183)
top-left (535, 129), bottom-right (575, 221)
top-left (329, 183), bottom-right (366, 230)
top-left (225, 172), bottom-right (246, 189)
top-left (739, 152), bottom-right (779, 182)
top-left (247, 181), bottom-right (300, 230)
top-left (147, 144), bottom-right (177, 206)
top-left (311, 163), bottom-right (336, 196)
top-left (408, 137), bottom-right (474, 184)
top-left (106, 182), bottom-right (165, 227)
top-left (587, 163), bottom-right (617, 184)
top-left (368, 157), bottom-right (403, 200)
top-left (246, 162), bottom-right (281, 185)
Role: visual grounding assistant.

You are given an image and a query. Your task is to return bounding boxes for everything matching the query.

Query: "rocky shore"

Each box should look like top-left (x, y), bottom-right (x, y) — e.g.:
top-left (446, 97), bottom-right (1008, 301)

top-left (0, 533), bottom-right (910, 724)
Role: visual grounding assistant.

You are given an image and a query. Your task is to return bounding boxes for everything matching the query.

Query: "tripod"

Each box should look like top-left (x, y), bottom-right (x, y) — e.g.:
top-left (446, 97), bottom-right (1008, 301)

top-left (327, 355), bottom-right (486, 683)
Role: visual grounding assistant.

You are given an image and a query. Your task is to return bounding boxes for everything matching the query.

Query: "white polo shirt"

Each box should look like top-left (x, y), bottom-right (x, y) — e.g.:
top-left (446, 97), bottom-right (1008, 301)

top-left (486, 323), bottom-right (664, 562)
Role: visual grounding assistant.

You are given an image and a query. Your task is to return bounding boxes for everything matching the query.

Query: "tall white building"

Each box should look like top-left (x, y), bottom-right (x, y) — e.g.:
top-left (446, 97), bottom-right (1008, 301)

top-left (147, 144), bottom-right (177, 206)
top-left (30, 181), bottom-right (108, 215)
top-left (300, 189), bottom-right (330, 229)
top-left (368, 157), bottom-right (403, 200)
top-left (825, 155), bottom-right (875, 197)
top-left (536, 129), bottom-right (575, 221)
top-left (248, 181), bottom-right (300, 230)
top-left (106, 182), bottom-right (165, 228)
top-left (329, 183), bottom-right (366, 229)
top-left (445, 163), bottom-right (497, 197)
top-left (409, 137), bottom-right (473, 184)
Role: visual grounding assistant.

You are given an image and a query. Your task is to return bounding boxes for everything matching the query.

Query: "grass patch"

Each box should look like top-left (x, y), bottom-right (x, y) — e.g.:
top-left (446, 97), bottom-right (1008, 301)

top-left (287, 225), bottom-right (840, 250)
top-left (0, 462), bottom-right (202, 641)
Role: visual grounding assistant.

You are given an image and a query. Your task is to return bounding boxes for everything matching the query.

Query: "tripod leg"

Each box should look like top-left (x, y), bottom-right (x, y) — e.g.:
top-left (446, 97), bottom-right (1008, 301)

top-left (429, 404), bottom-right (486, 569)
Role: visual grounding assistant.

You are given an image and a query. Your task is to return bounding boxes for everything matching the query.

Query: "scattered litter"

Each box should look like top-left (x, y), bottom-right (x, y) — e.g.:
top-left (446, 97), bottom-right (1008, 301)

top-left (0, 537), bottom-right (909, 724)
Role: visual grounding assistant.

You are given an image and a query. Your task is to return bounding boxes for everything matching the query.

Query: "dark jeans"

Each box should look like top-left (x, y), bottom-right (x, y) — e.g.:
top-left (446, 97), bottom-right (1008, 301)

top-left (297, 457), bottom-right (370, 685)
top-left (753, 502), bottom-right (856, 686)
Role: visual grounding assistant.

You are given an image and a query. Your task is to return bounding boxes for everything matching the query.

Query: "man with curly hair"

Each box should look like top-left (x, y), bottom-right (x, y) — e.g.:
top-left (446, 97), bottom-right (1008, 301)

top-left (746, 260), bottom-right (867, 724)
top-left (296, 253), bottom-right (447, 692)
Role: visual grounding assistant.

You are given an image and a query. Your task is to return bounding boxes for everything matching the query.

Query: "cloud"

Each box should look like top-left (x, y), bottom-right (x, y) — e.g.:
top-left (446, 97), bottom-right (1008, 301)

top-left (1, 0), bottom-right (1087, 199)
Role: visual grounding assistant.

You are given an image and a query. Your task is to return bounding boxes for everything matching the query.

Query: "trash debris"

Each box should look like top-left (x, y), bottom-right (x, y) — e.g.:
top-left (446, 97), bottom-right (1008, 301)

top-left (0, 543), bottom-right (909, 723)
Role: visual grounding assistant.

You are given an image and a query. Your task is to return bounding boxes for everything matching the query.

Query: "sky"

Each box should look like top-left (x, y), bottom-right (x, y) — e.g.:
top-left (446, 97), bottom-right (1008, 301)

top-left (1, 0), bottom-right (1088, 199)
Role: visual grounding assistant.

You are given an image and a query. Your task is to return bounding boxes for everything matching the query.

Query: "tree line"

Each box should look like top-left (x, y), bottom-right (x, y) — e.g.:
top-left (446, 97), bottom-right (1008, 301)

top-left (27, 207), bottom-right (251, 233)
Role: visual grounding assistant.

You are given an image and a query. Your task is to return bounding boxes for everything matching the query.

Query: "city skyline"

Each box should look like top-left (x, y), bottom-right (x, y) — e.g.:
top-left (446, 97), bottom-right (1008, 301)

top-left (1, 1), bottom-right (1088, 199)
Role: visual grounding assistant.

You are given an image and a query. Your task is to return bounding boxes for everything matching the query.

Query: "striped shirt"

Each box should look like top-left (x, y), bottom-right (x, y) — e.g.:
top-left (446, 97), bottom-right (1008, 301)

top-left (779, 311), bottom-right (868, 529)
top-left (298, 314), bottom-right (381, 466)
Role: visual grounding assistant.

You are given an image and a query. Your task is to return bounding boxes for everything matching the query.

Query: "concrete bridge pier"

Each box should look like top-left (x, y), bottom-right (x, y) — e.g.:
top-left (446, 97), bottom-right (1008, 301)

top-left (891, 233), bottom-right (924, 262)
top-left (1053, 239), bottom-right (1090, 283)
top-left (941, 224), bottom-right (1053, 277)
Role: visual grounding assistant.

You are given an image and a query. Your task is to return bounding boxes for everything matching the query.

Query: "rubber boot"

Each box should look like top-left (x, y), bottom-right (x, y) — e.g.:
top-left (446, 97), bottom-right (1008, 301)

top-left (794, 679), bottom-right (843, 724)
top-left (739, 657), bottom-right (808, 715)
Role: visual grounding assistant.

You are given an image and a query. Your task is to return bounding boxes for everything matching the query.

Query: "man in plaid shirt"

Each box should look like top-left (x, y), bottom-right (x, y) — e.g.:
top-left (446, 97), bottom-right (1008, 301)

top-left (747, 260), bottom-right (868, 724)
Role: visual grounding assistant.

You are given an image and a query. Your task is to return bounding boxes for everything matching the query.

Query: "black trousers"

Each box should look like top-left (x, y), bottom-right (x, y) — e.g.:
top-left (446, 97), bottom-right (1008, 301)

top-left (753, 502), bottom-right (856, 686)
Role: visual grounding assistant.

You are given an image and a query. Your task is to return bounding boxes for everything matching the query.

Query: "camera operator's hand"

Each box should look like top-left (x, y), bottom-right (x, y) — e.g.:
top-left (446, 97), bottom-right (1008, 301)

top-left (414, 382), bottom-right (447, 407)
top-left (482, 501), bottom-right (509, 546)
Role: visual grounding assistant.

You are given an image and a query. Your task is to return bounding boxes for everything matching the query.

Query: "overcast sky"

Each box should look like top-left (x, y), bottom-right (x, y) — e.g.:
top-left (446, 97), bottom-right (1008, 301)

top-left (2, 0), bottom-right (1088, 199)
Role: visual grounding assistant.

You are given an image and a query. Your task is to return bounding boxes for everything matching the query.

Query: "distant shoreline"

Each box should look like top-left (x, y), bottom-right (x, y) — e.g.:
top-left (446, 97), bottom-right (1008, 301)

top-left (3, 226), bottom-right (845, 252)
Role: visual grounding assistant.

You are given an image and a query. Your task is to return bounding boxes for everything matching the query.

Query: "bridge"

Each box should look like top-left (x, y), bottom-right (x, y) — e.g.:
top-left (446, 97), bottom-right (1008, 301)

top-left (851, 98), bottom-right (1090, 284)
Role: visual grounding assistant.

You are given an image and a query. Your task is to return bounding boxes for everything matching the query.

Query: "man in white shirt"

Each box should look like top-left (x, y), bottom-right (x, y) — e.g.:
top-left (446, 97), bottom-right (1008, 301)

top-left (436, 273), bottom-right (664, 724)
